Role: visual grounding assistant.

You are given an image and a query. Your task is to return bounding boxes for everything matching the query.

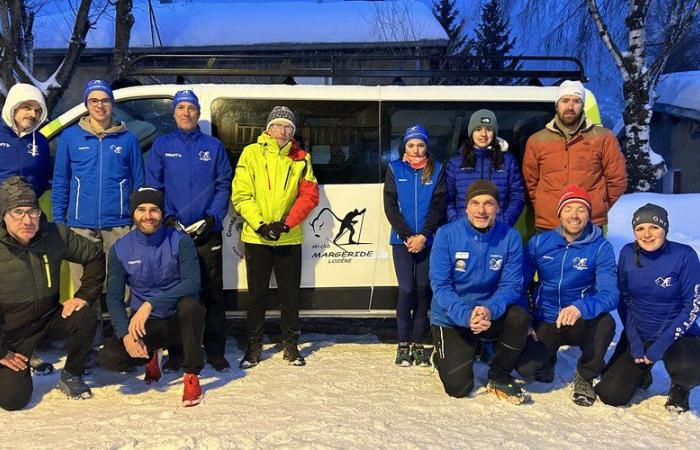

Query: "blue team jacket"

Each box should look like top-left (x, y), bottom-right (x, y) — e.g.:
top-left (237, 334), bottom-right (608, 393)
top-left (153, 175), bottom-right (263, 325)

top-left (386, 159), bottom-right (444, 246)
top-left (106, 226), bottom-right (200, 338)
top-left (52, 122), bottom-right (145, 228)
top-left (0, 123), bottom-right (51, 197)
top-left (430, 219), bottom-right (523, 327)
top-left (145, 128), bottom-right (232, 231)
top-left (445, 148), bottom-right (525, 226)
top-left (617, 240), bottom-right (700, 362)
top-left (523, 223), bottom-right (619, 324)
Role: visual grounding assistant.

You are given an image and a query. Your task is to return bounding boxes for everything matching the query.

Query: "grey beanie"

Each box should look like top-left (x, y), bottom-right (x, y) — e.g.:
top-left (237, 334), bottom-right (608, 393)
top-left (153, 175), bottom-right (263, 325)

top-left (632, 203), bottom-right (669, 233)
top-left (468, 109), bottom-right (499, 139)
top-left (0, 176), bottom-right (38, 213)
top-left (266, 106), bottom-right (297, 134)
top-left (130, 187), bottom-right (164, 217)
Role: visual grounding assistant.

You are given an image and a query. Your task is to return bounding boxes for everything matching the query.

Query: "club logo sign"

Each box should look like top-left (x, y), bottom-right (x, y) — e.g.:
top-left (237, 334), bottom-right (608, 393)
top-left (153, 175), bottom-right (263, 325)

top-left (655, 276), bottom-right (672, 288)
top-left (309, 207), bottom-right (374, 264)
top-left (489, 255), bottom-right (503, 271)
top-left (572, 257), bottom-right (588, 271)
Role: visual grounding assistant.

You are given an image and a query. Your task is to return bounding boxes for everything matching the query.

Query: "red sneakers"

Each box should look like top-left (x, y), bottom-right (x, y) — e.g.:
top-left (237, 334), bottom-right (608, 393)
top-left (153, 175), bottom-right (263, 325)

top-left (144, 349), bottom-right (162, 384)
top-left (182, 373), bottom-right (203, 407)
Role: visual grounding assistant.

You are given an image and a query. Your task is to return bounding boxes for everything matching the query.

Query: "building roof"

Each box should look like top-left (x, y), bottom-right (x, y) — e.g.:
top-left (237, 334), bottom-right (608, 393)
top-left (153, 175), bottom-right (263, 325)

top-left (654, 71), bottom-right (700, 122)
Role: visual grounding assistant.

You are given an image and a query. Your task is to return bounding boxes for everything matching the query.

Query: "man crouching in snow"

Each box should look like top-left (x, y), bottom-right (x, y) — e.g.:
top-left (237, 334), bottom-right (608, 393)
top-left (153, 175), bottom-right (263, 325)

top-left (429, 180), bottom-right (531, 404)
top-left (514, 185), bottom-right (617, 406)
top-left (0, 177), bottom-right (104, 410)
top-left (99, 187), bottom-right (206, 407)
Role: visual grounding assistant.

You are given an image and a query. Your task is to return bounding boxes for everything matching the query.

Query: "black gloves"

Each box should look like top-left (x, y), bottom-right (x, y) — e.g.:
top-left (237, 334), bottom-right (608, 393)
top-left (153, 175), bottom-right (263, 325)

top-left (256, 221), bottom-right (290, 241)
top-left (164, 215), bottom-right (183, 231)
top-left (189, 216), bottom-right (215, 244)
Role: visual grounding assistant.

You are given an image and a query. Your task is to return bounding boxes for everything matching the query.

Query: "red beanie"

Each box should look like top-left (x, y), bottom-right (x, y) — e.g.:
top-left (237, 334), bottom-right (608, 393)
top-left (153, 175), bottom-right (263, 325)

top-left (557, 184), bottom-right (592, 216)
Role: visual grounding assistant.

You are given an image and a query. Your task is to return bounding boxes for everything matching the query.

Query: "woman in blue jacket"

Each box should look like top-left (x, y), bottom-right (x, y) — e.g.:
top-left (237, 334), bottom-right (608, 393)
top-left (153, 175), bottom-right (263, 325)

top-left (383, 124), bottom-right (446, 366)
top-left (596, 204), bottom-right (700, 413)
top-left (445, 109), bottom-right (525, 226)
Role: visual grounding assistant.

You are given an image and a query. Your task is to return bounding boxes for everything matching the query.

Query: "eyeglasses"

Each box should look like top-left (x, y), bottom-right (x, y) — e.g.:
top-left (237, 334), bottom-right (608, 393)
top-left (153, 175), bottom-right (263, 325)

top-left (87, 98), bottom-right (112, 106)
top-left (269, 123), bottom-right (294, 132)
top-left (7, 208), bottom-right (41, 219)
top-left (18, 103), bottom-right (43, 115)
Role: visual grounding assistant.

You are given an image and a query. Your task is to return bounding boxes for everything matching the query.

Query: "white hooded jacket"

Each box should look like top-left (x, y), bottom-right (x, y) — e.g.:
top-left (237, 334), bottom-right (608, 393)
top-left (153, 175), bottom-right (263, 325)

top-left (1, 83), bottom-right (48, 137)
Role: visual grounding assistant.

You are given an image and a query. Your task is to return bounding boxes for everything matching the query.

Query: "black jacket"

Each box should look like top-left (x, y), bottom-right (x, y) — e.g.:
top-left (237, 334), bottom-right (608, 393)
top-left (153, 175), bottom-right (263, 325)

top-left (0, 219), bottom-right (105, 356)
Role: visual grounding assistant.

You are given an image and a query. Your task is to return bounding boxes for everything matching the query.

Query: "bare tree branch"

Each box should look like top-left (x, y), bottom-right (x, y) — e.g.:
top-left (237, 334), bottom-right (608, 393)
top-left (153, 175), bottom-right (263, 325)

top-left (586, 0), bottom-right (625, 73)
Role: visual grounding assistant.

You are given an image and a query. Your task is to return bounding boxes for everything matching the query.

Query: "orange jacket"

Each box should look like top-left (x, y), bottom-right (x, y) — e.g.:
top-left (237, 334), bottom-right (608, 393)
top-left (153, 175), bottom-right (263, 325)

top-left (522, 117), bottom-right (627, 229)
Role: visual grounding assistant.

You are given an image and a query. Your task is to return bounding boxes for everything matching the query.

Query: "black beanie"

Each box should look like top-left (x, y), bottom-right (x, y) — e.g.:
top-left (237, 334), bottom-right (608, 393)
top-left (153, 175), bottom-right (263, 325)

top-left (0, 176), bottom-right (38, 213)
top-left (467, 180), bottom-right (500, 205)
top-left (129, 187), bottom-right (164, 216)
top-left (631, 203), bottom-right (669, 233)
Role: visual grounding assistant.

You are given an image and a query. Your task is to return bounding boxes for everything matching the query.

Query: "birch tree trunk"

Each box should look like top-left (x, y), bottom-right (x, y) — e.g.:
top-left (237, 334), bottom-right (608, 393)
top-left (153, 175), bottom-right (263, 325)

top-left (586, 0), bottom-right (700, 191)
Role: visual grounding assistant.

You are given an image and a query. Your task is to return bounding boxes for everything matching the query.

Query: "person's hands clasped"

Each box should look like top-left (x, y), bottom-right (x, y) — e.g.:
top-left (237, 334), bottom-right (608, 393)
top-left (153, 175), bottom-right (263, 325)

top-left (405, 234), bottom-right (427, 253)
top-left (470, 305), bottom-right (492, 334)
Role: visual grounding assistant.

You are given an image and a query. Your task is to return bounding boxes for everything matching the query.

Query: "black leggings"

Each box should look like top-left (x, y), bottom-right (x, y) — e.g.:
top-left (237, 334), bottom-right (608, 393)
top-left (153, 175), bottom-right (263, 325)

top-left (596, 334), bottom-right (700, 406)
top-left (0, 307), bottom-right (97, 411)
top-left (100, 297), bottom-right (205, 375)
top-left (392, 244), bottom-right (431, 343)
top-left (431, 304), bottom-right (530, 398)
top-left (516, 313), bottom-right (615, 381)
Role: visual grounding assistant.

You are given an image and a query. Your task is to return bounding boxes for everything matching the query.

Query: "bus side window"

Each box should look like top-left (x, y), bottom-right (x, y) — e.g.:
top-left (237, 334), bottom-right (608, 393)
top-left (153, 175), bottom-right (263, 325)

top-left (112, 97), bottom-right (175, 155)
top-left (47, 97), bottom-right (175, 165)
top-left (211, 99), bottom-right (380, 184)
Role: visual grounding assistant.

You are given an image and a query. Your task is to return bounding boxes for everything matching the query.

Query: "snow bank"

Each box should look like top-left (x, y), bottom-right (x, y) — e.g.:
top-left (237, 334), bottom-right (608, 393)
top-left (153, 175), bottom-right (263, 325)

top-left (608, 192), bottom-right (700, 258)
top-left (1, 333), bottom-right (698, 448)
top-left (33, 1), bottom-right (447, 49)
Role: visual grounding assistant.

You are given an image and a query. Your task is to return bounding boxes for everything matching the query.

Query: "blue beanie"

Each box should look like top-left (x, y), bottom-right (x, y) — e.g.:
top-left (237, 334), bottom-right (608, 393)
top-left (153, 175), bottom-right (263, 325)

top-left (83, 80), bottom-right (114, 105)
top-left (403, 124), bottom-right (429, 145)
top-left (172, 89), bottom-right (200, 113)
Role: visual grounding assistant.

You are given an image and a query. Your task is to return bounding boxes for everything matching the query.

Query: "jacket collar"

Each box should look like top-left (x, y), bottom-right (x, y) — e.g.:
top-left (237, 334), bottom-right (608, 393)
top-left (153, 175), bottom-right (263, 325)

top-left (462, 217), bottom-right (497, 240)
top-left (132, 225), bottom-right (166, 246)
top-left (257, 131), bottom-right (293, 156)
top-left (554, 222), bottom-right (599, 246)
top-left (545, 115), bottom-right (595, 138)
top-left (78, 116), bottom-right (127, 138)
top-left (175, 126), bottom-right (203, 140)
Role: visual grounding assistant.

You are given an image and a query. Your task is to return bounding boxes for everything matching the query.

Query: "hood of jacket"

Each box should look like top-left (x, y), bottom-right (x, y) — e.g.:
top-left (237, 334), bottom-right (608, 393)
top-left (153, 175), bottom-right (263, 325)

top-left (545, 115), bottom-right (595, 138)
top-left (78, 115), bottom-right (127, 138)
top-left (1, 83), bottom-right (48, 138)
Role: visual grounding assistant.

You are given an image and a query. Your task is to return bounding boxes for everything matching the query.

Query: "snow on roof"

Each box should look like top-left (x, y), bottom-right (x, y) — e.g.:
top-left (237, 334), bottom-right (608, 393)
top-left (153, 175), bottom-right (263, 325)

top-left (34, 1), bottom-right (448, 49)
top-left (653, 71), bottom-right (700, 121)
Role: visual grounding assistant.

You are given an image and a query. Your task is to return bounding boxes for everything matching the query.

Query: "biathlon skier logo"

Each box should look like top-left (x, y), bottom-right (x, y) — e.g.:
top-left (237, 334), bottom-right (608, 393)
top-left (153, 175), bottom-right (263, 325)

top-left (309, 207), bottom-right (374, 263)
top-left (310, 207), bottom-right (369, 249)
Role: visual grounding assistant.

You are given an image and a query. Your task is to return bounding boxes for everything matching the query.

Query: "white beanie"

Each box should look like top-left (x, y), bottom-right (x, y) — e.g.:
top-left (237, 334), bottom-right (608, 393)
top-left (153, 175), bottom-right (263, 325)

top-left (555, 80), bottom-right (586, 105)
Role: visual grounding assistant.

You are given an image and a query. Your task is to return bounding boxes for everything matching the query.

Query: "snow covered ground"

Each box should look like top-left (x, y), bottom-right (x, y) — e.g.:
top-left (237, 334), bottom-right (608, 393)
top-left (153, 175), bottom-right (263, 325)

top-left (1, 333), bottom-right (698, 449)
top-left (2, 193), bottom-right (699, 448)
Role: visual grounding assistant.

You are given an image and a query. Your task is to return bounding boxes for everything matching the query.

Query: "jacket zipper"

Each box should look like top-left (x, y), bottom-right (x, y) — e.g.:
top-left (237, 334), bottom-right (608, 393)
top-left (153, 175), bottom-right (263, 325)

top-left (265, 163), bottom-right (272, 190)
top-left (414, 169), bottom-right (418, 232)
top-left (557, 245), bottom-right (570, 313)
top-left (119, 179), bottom-right (127, 217)
top-left (283, 165), bottom-right (292, 190)
top-left (42, 254), bottom-right (52, 288)
top-left (74, 177), bottom-right (81, 220)
top-left (98, 137), bottom-right (103, 228)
